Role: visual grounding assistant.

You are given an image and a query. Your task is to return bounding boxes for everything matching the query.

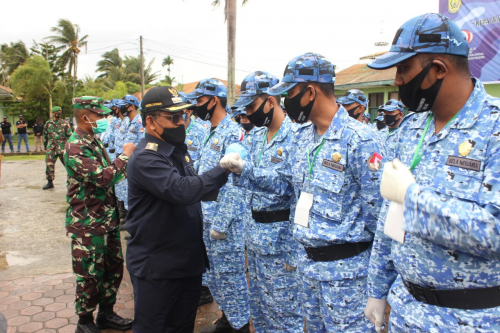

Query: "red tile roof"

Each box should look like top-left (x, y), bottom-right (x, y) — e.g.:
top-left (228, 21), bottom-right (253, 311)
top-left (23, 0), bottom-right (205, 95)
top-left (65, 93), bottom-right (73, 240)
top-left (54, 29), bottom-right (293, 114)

top-left (133, 79), bottom-right (241, 100)
top-left (335, 64), bottom-right (396, 89)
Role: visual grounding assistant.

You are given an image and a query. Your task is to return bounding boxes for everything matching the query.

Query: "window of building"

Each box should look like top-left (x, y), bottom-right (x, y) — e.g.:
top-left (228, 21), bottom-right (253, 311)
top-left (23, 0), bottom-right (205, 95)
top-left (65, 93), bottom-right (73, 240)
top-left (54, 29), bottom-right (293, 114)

top-left (369, 93), bottom-right (384, 108)
top-left (388, 91), bottom-right (399, 101)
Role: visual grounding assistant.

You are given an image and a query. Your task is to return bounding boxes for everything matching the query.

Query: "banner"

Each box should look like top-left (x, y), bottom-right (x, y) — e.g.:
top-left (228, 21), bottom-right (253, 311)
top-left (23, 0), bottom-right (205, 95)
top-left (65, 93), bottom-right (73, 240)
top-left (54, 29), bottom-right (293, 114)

top-left (439, 0), bottom-right (500, 83)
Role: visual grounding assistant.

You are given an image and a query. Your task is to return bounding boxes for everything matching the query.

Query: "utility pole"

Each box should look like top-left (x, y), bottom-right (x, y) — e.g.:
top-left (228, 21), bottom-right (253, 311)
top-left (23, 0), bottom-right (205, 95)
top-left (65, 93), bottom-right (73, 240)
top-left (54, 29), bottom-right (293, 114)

top-left (140, 36), bottom-right (145, 99)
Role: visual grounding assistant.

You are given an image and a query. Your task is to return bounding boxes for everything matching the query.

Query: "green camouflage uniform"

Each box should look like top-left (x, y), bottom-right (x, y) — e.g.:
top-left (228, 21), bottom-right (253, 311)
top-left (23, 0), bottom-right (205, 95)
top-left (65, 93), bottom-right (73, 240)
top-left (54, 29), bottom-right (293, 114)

top-left (64, 97), bottom-right (128, 316)
top-left (43, 117), bottom-right (72, 180)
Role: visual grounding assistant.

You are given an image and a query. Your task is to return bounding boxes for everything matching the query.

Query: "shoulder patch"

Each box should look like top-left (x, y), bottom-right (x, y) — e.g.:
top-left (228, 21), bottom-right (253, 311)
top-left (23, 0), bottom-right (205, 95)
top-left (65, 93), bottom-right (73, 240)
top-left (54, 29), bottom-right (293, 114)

top-left (145, 142), bottom-right (158, 151)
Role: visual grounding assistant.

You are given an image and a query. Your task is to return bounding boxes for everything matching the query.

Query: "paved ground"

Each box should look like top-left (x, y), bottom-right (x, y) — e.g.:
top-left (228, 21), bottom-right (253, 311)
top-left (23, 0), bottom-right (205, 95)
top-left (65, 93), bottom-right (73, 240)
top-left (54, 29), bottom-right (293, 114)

top-left (0, 160), bottom-right (223, 332)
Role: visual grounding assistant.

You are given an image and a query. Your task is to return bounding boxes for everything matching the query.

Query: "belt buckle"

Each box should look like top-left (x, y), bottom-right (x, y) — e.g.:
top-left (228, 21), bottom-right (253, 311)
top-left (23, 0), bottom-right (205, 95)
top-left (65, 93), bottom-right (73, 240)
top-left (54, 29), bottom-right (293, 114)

top-left (410, 283), bottom-right (427, 303)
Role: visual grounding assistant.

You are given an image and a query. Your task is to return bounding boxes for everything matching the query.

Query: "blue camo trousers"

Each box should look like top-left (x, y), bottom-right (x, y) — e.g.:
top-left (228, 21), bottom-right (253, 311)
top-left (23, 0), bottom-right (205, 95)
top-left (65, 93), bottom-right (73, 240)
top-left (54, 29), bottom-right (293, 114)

top-left (115, 179), bottom-right (127, 207)
top-left (247, 249), bottom-right (303, 333)
top-left (300, 272), bottom-right (375, 333)
top-left (203, 221), bottom-right (250, 330)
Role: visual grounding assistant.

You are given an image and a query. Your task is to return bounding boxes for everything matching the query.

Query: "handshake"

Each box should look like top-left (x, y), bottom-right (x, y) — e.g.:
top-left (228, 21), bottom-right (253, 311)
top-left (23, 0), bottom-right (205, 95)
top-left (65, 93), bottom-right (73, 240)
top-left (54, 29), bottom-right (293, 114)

top-left (220, 153), bottom-right (244, 174)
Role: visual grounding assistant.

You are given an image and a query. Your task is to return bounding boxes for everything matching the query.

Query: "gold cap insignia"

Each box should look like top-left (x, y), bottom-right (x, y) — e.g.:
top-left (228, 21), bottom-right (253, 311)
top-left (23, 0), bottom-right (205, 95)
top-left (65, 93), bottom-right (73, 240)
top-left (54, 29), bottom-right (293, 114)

top-left (277, 148), bottom-right (283, 156)
top-left (214, 139), bottom-right (219, 145)
top-left (188, 140), bottom-right (193, 146)
top-left (145, 142), bottom-right (158, 152)
top-left (458, 141), bottom-right (472, 157)
top-left (332, 152), bottom-right (341, 163)
top-left (185, 156), bottom-right (190, 162)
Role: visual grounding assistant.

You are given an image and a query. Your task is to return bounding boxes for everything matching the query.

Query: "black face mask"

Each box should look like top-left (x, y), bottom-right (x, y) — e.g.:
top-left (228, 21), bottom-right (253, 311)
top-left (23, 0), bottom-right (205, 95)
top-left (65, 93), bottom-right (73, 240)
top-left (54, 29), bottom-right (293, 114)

top-left (197, 98), bottom-right (216, 121)
top-left (120, 106), bottom-right (130, 117)
top-left (384, 112), bottom-right (402, 127)
top-left (346, 105), bottom-right (360, 119)
top-left (284, 86), bottom-right (315, 123)
top-left (241, 123), bottom-right (255, 131)
top-left (54, 114), bottom-right (61, 119)
top-left (154, 120), bottom-right (186, 146)
top-left (247, 98), bottom-right (274, 127)
top-left (399, 60), bottom-right (444, 112)
top-left (376, 120), bottom-right (386, 130)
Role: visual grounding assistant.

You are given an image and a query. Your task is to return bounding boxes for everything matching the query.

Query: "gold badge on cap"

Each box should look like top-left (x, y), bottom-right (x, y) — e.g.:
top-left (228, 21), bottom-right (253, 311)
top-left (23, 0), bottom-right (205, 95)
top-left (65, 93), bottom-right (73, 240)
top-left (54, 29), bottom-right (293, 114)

top-left (145, 143), bottom-right (158, 152)
top-left (332, 152), bottom-right (342, 163)
top-left (458, 141), bottom-right (472, 157)
top-left (188, 140), bottom-right (193, 146)
top-left (185, 156), bottom-right (190, 162)
top-left (214, 139), bottom-right (219, 145)
top-left (277, 148), bottom-right (283, 156)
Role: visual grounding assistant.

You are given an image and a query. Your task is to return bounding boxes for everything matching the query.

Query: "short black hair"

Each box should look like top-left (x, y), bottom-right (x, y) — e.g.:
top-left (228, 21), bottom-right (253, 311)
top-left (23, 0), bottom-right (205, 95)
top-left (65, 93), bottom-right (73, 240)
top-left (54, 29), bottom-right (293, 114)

top-left (418, 53), bottom-right (470, 77)
top-left (298, 82), bottom-right (335, 98)
top-left (258, 94), bottom-right (281, 107)
top-left (217, 97), bottom-right (227, 108)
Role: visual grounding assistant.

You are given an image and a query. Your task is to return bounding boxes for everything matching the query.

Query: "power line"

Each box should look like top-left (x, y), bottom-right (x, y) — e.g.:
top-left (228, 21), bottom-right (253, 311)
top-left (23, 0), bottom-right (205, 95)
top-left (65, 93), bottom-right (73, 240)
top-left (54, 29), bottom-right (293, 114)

top-left (85, 42), bottom-right (138, 53)
top-left (82, 48), bottom-right (138, 55)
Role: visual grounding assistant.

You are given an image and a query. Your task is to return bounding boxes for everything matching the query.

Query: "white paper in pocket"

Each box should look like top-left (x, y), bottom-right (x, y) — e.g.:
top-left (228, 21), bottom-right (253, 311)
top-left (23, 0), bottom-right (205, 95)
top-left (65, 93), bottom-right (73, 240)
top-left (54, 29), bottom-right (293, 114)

top-left (294, 192), bottom-right (313, 228)
top-left (384, 202), bottom-right (406, 244)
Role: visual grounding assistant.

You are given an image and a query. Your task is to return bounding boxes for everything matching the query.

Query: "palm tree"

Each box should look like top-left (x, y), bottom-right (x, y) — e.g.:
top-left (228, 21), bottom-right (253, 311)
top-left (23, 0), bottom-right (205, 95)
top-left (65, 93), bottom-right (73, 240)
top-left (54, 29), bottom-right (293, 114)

top-left (10, 55), bottom-right (65, 118)
top-left (30, 42), bottom-right (65, 78)
top-left (162, 75), bottom-right (176, 86)
top-left (162, 56), bottom-right (174, 76)
top-left (0, 41), bottom-right (29, 85)
top-left (46, 19), bottom-right (88, 97)
top-left (124, 56), bottom-right (161, 85)
top-left (212, 0), bottom-right (247, 105)
top-left (96, 48), bottom-right (124, 80)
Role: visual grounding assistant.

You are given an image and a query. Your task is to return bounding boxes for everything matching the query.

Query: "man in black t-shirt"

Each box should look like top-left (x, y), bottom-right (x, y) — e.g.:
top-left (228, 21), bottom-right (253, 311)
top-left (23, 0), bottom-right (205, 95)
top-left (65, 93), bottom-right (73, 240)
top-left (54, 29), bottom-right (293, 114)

top-left (1, 116), bottom-right (14, 153)
top-left (16, 114), bottom-right (29, 153)
top-left (33, 117), bottom-right (44, 152)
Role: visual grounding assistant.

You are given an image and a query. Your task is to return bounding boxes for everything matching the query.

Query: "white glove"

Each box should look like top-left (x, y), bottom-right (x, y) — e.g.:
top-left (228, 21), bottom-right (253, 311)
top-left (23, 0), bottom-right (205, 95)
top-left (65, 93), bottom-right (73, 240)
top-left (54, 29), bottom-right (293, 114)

top-left (364, 297), bottom-right (387, 332)
top-left (219, 155), bottom-right (231, 169)
top-left (210, 229), bottom-right (226, 240)
top-left (284, 263), bottom-right (297, 272)
top-left (380, 158), bottom-right (416, 204)
top-left (225, 152), bottom-right (243, 174)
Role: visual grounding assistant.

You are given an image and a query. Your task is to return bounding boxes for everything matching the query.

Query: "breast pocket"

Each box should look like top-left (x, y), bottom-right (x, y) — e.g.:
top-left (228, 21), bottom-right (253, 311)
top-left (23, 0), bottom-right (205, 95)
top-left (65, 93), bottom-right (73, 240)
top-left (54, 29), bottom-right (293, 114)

top-left (433, 168), bottom-right (482, 202)
top-left (310, 171), bottom-right (344, 222)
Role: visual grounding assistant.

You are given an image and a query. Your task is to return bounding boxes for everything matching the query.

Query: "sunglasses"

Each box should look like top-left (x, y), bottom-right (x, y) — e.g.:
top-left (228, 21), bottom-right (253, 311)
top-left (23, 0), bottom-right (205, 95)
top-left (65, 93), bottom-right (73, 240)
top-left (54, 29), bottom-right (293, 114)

top-left (155, 112), bottom-right (185, 125)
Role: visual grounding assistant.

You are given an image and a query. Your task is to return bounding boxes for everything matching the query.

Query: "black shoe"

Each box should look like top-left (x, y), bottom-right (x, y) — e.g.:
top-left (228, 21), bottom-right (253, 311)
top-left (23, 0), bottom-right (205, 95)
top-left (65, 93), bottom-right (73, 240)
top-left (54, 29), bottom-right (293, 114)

top-left (76, 320), bottom-right (100, 333)
top-left (200, 312), bottom-right (233, 333)
top-left (198, 286), bottom-right (214, 307)
top-left (43, 180), bottom-right (54, 190)
top-left (234, 323), bottom-right (250, 333)
top-left (118, 201), bottom-right (128, 224)
top-left (96, 311), bottom-right (133, 331)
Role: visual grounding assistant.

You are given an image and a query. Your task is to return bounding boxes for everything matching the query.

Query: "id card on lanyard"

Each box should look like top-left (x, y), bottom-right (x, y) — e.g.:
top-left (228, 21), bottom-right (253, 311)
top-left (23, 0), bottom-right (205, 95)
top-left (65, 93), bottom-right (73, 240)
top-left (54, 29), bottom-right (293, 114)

top-left (294, 139), bottom-right (325, 228)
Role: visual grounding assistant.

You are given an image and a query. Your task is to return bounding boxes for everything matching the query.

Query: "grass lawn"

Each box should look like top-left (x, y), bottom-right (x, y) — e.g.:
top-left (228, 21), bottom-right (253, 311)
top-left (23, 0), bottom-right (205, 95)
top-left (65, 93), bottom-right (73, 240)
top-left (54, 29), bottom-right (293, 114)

top-left (1, 154), bottom-right (45, 161)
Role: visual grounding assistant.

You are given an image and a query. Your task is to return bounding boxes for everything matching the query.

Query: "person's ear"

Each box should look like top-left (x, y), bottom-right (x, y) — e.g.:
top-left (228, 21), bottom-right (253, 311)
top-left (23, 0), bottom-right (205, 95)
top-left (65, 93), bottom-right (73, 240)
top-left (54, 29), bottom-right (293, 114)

top-left (307, 85), bottom-right (316, 102)
top-left (433, 59), bottom-right (448, 80)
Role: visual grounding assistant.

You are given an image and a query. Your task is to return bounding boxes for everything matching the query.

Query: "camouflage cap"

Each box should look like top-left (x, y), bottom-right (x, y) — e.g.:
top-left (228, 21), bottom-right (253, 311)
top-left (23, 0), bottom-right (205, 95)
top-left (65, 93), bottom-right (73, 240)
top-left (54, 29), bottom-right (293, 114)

top-left (369, 13), bottom-right (469, 69)
top-left (185, 78), bottom-right (227, 99)
top-left (232, 71), bottom-right (280, 109)
top-left (376, 115), bottom-right (385, 121)
top-left (103, 100), bottom-right (113, 109)
top-left (267, 52), bottom-right (336, 96)
top-left (339, 89), bottom-right (368, 108)
top-left (52, 106), bottom-right (62, 113)
top-left (378, 99), bottom-right (404, 113)
top-left (123, 94), bottom-right (141, 108)
top-left (231, 106), bottom-right (247, 117)
top-left (72, 96), bottom-right (112, 114)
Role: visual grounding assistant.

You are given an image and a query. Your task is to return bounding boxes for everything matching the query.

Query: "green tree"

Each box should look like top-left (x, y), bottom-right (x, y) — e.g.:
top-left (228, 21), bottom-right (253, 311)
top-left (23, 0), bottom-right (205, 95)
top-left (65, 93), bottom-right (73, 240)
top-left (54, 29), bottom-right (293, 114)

top-left (0, 41), bottom-right (29, 85)
top-left (30, 42), bottom-right (66, 78)
top-left (125, 82), bottom-right (142, 94)
top-left (10, 55), bottom-right (66, 118)
top-left (46, 19), bottom-right (89, 97)
top-left (162, 56), bottom-right (174, 76)
top-left (124, 55), bottom-right (160, 85)
top-left (102, 81), bottom-right (128, 101)
top-left (161, 75), bottom-right (176, 86)
top-left (75, 75), bottom-right (106, 97)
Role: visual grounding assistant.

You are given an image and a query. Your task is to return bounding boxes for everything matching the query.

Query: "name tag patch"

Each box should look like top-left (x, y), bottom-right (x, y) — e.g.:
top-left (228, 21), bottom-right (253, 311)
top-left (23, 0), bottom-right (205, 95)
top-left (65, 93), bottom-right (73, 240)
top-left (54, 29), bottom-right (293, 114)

top-left (271, 156), bottom-right (283, 164)
top-left (187, 146), bottom-right (197, 152)
top-left (210, 144), bottom-right (221, 152)
top-left (322, 159), bottom-right (345, 172)
top-left (446, 156), bottom-right (481, 172)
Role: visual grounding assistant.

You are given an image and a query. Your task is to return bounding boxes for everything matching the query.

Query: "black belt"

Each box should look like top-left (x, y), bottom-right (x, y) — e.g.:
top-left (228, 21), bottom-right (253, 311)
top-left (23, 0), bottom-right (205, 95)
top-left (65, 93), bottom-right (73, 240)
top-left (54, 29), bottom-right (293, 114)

top-left (202, 190), bottom-right (219, 202)
top-left (252, 209), bottom-right (290, 223)
top-left (109, 149), bottom-right (115, 153)
top-left (403, 279), bottom-right (500, 310)
top-left (304, 241), bottom-right (372, 262)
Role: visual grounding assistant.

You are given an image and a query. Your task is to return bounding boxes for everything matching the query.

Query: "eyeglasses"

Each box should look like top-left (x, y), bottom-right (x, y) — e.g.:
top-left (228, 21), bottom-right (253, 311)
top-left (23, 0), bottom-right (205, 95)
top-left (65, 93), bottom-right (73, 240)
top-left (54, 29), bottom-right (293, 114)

top-left (154, 113), bottom-right (185, 124)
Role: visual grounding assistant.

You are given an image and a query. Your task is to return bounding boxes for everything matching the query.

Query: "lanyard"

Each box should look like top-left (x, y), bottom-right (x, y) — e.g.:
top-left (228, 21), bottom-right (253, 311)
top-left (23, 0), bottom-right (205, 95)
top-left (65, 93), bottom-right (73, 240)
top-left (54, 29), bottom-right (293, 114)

top-left (257, 129), bottom-right (280, 165)
top-left (203, 131), bottom-right (216, 147)
top-left (409, 112), bottom-right (459, 171)
top-left (186, 121), bottom-right (193, 134)
top-left (306, 139), bottom-right (325, 181)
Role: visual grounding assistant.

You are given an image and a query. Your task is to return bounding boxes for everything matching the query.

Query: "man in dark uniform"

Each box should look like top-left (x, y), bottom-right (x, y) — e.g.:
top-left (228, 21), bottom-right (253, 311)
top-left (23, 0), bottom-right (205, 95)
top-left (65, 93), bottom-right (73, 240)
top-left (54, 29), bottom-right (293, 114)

top-left (1, 116), bottom-right (14, 153)
top-left (126, 86), bottom-right (231, 333)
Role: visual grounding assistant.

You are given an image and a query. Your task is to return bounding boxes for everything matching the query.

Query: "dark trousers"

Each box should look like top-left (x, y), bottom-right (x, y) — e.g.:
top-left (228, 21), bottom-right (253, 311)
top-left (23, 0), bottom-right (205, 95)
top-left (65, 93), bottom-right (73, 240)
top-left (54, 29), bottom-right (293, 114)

top-left (130, 271), bottom-right (202, 333)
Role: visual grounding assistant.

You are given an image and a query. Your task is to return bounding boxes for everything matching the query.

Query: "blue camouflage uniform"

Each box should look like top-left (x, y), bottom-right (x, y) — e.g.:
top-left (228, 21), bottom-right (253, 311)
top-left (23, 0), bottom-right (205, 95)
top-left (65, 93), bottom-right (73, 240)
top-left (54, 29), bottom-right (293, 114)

top-left (268, 53), bottom-right (384, 332)
top-left (378, 99), bottom-right (405, 160)
top-left (367, 13), bottom-right (500, 332)
top-left (114, 113), bottom-right (130, 203)
top-left (189, 79), bottom-right (250, 329)
top-left (185, 117), bottom-right (208, 162)
top-left (232, 71), bottom-right (303, 332)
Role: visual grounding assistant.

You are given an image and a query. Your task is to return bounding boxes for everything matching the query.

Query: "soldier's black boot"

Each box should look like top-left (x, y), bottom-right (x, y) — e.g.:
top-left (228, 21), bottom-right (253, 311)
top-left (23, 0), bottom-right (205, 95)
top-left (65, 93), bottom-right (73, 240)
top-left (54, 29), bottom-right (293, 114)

top-left (198, 286), bottom-right (214, 307)
top-left (118, 201), bottom-right (127, 229)
top-left (234, 322), bottom-right (250, 333)
top-left (96, 305), bottom-right (133, 331)
top-left (75, 314), bottom-right (100, 333)
top-left (200, 311), bottom-right (233, 333)
top-left (42, 180), bottom-right (54, 190)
